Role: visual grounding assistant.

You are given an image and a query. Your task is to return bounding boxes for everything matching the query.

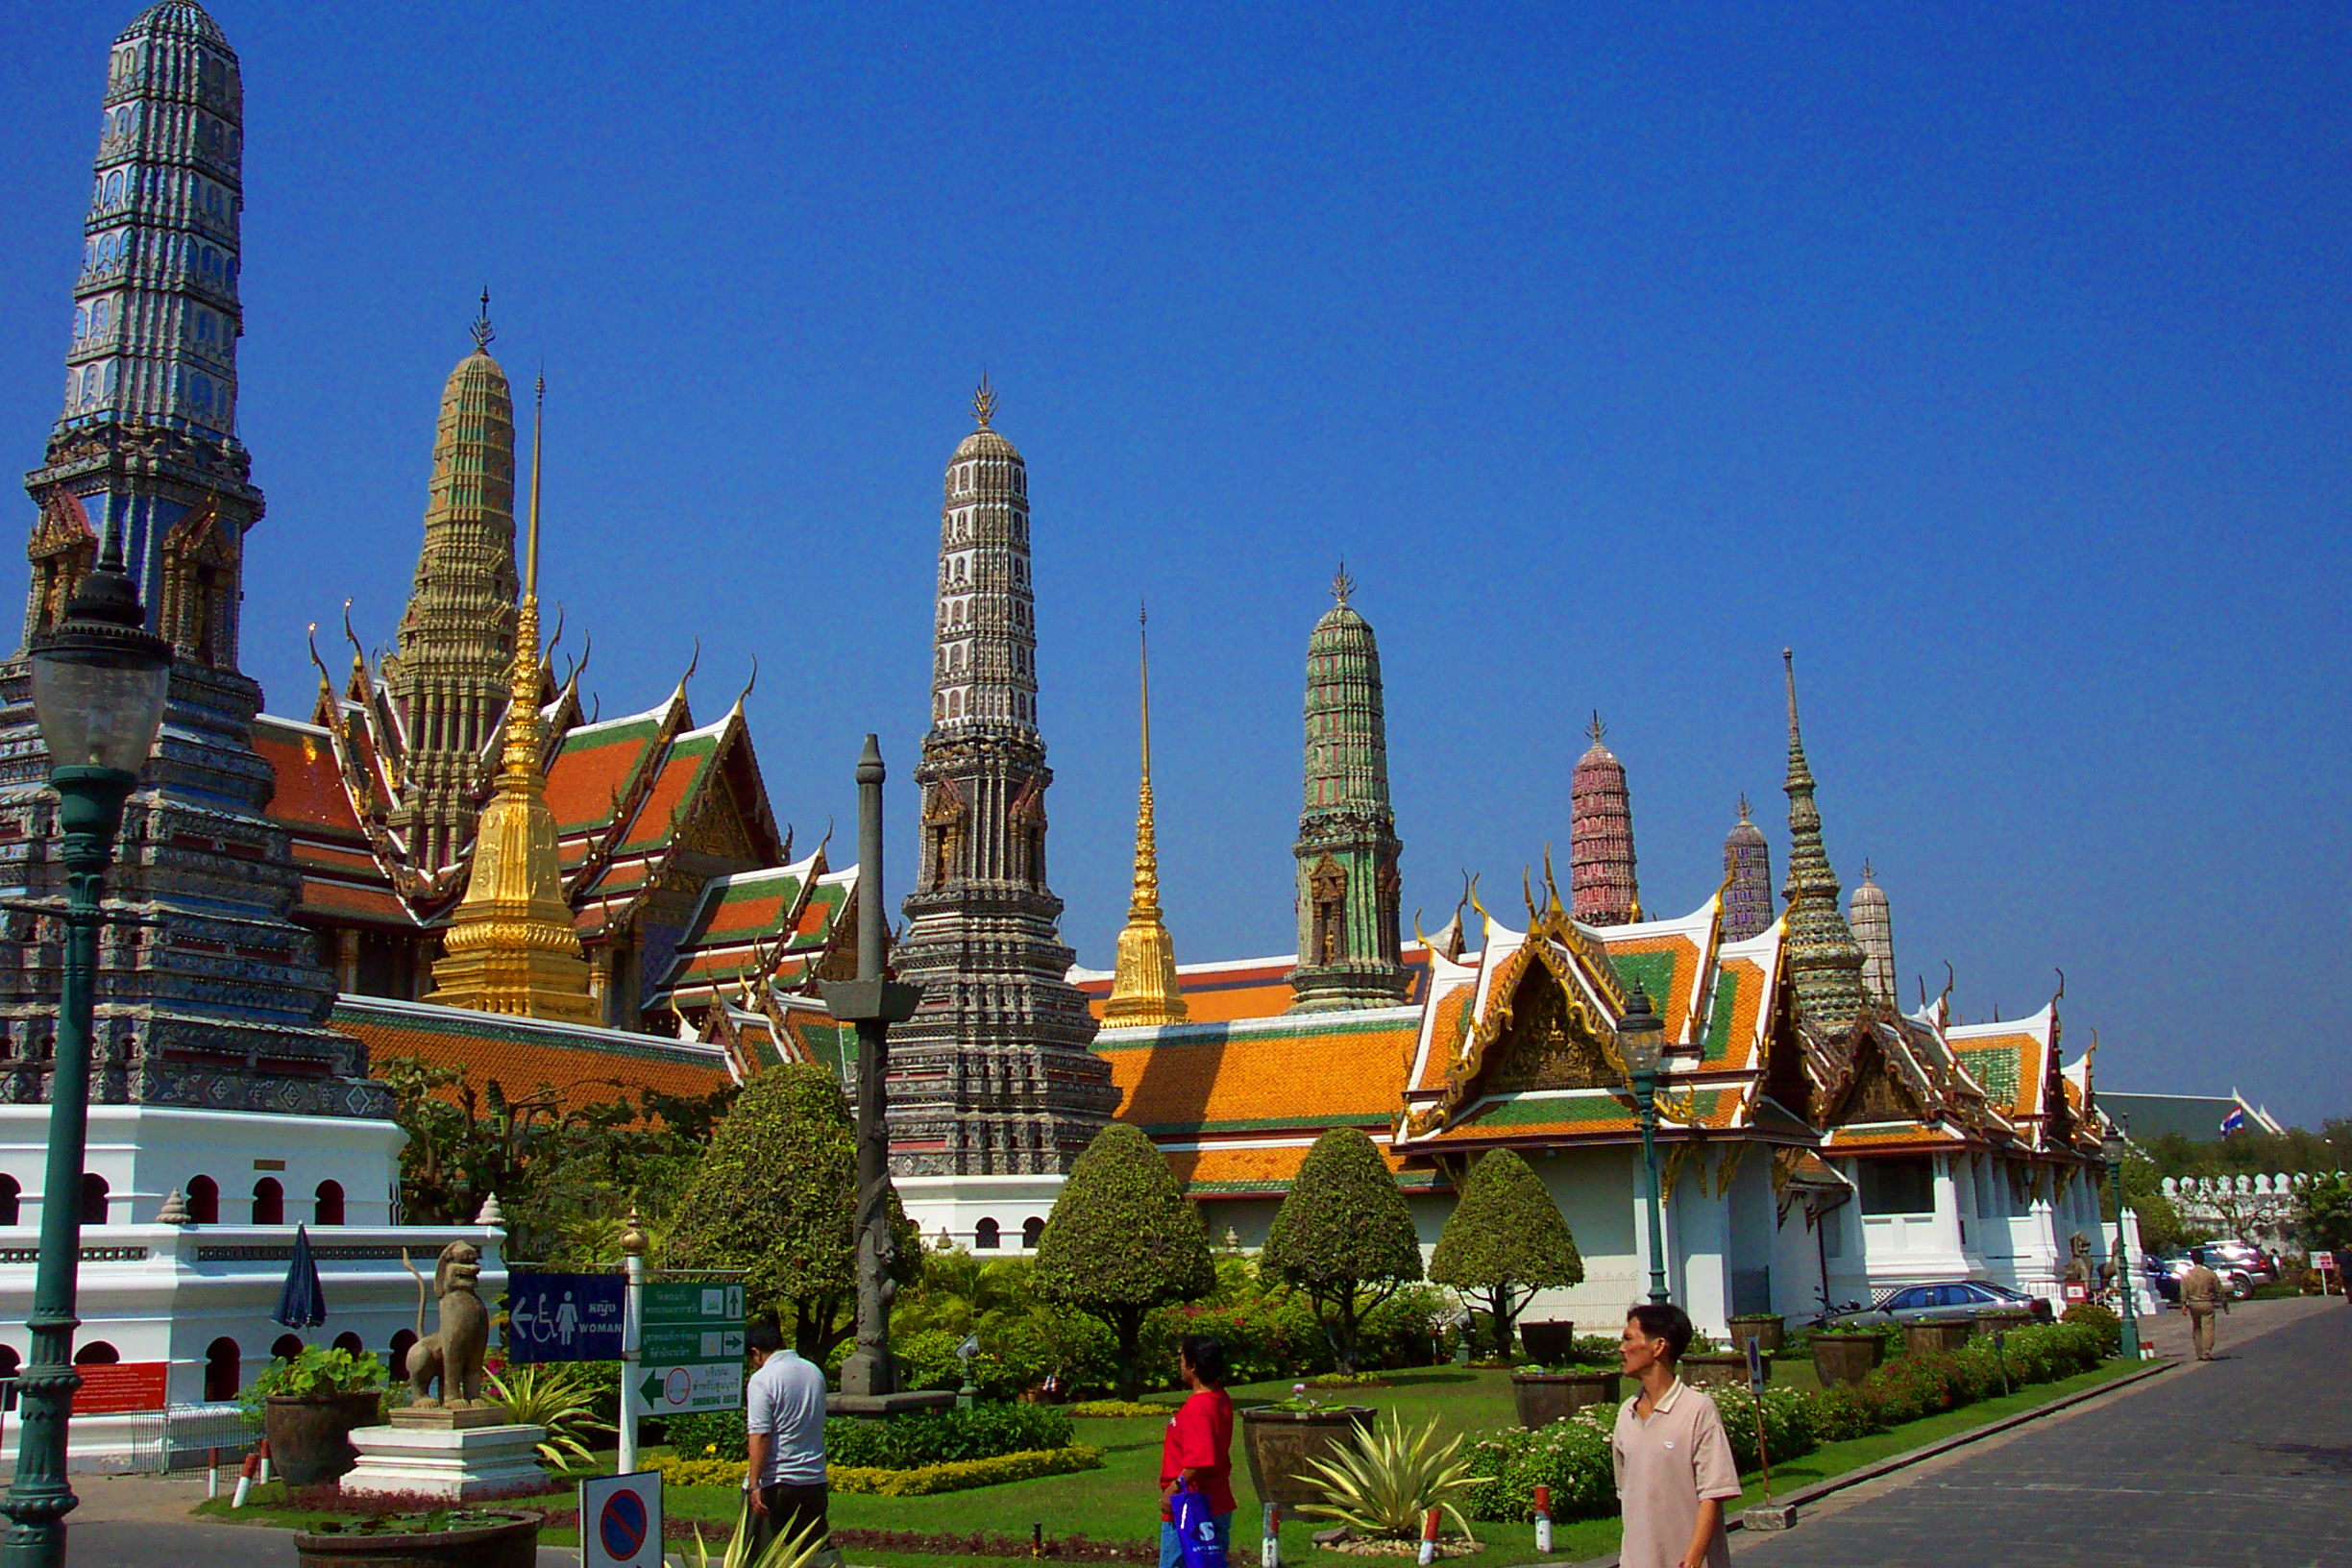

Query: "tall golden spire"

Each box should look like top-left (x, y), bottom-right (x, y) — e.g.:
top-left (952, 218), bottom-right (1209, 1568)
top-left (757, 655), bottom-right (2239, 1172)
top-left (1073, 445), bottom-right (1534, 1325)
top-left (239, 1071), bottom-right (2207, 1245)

top-left (426, 374), bottom-right (598, 1023)
top-left (1104, 604), bottom-right (1188, 1027)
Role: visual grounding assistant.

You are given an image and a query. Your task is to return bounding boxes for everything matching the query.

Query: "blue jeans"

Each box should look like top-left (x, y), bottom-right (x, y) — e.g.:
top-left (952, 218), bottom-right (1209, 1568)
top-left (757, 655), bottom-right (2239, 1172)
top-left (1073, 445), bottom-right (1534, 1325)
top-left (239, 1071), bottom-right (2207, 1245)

top-left (1161, 1510), bottom-right (1233, 1568)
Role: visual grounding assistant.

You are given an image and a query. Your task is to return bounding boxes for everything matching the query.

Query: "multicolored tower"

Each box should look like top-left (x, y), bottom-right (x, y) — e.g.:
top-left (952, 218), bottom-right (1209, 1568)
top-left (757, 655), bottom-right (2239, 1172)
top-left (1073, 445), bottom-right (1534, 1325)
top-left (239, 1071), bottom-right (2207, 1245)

top-left (1103, 609), bottom-right (1187, 1027)
top-left (1287, 570), bottom-right (1409, 1012)
top-left (379, 298), bottom-right (520, 881)
top-left (1721, 795), bottom-right (1774, 942)
top-left (1778, 650), bottom-right (1871, 1029)
top-left (1569, 713), bottom-right (1639, 925)
top-left (423, 377), bottom-right (597, 1022)
top-left (892, 381), bottom-right (1114, 1175)
top-left (0, 1), bottom-right (380, 1116)
top-left (1850, 860), bottom-right (1896, 1009)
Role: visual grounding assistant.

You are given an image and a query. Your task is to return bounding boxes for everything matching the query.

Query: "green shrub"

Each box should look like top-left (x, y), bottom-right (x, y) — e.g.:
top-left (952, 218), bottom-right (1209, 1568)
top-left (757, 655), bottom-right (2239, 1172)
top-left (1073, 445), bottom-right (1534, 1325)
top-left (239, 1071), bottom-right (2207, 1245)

top-left (1461, 1412), bottom-right (1616, 1522)
top-left (824, 1402), bottom-right (1075, 1469)
top-left (1261, 1127), bottom-right (1425, 1374)
top-left (1707, 1384), bottom-right (1817, 1469)
top-left (663, 1402), bottom-right (1073, 1471)
top-left (2059, 1302), bottom-right (2121, 1358)
top-left (1033, 1123), bottom-right (1213, 1390)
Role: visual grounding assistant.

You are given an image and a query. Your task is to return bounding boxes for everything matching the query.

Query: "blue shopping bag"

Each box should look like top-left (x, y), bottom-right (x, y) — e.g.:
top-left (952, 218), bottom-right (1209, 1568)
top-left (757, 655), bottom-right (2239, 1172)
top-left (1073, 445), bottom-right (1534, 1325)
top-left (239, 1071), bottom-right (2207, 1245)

top-left (1170, 1483), bottom-right (1229, 1568)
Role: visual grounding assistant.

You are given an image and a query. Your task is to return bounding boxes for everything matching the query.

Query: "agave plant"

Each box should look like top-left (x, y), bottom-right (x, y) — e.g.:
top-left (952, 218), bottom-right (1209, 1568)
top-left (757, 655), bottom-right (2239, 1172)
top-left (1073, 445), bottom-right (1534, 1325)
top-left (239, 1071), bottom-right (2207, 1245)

top-left (1298, 1410), bottom-right (1490, 1543)
top-left (483, 1363), bottom-right (616, 1471)
top-left (687, 1493), bottom-right (832, 1568)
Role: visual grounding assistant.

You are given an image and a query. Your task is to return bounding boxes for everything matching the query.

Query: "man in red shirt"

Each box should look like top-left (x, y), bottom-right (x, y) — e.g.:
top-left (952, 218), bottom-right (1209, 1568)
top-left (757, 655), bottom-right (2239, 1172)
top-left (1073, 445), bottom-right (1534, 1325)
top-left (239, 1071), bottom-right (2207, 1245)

top-left (1159, 1335), bottom-right (1236, 1568)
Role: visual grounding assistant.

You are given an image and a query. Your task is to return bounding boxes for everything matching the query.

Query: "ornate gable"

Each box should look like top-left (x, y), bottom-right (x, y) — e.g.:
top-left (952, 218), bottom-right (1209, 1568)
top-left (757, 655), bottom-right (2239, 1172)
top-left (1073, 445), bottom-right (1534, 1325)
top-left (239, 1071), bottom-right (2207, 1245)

top-left (1818, 1022), bottom-right (1934, 1128)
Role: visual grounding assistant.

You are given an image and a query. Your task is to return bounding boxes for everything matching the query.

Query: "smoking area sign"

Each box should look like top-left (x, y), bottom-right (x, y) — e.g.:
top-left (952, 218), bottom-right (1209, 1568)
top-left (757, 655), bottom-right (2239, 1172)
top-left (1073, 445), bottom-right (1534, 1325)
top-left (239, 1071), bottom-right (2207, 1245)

top-left (580, 1471), bottom-right (663, 1568)
top-left (636, 1281), bottom-right (747, 1413)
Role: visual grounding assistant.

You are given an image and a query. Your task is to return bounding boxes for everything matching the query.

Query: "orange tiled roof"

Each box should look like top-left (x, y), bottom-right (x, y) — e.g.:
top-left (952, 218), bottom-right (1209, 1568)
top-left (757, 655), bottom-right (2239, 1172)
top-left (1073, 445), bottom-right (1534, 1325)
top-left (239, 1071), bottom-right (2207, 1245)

top-left (1161, 1139), bottom-right (1442, 1198)
top-left (1077, 948), bottom-right (1438, 1024)
top-left (331, 995), bottom-right (734, 1110)
top-left (1100, 1010), bottom-right (1419, 1135)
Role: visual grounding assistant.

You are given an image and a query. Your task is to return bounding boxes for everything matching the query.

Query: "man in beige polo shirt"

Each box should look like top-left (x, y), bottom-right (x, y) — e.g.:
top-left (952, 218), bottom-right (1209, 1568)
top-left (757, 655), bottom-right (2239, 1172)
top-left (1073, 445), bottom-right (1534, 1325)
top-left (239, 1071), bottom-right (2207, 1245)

top-left (1611, 1304), bottom-right (1744, 1568)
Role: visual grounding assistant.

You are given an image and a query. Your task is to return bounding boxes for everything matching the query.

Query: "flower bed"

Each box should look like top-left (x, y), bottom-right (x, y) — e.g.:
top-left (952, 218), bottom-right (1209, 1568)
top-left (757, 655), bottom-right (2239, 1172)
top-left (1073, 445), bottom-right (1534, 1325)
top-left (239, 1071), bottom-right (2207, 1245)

top-left (1069, 1399), bottom-right (1167, 1418)
top-left (833, 1527), bottom-right (1154, 1561)
top-left (652, 1444), bottom-right (1105, 1496)
top-left (1462, 1320), bottom-right (2102, 1522)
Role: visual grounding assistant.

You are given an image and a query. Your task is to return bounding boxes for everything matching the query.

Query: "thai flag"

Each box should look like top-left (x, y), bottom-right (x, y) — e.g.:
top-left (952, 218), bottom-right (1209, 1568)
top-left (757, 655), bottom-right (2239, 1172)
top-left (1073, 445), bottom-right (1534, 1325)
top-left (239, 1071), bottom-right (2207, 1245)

top-left (2219, 1107), bottom-right (2246, 1137)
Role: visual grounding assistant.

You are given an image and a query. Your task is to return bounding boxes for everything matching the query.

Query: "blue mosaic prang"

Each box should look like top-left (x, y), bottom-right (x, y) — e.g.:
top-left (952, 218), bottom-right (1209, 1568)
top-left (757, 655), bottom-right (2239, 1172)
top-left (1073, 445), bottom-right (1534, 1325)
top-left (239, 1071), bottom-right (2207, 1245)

top-left (0, 5), bottom-right (385, 1120)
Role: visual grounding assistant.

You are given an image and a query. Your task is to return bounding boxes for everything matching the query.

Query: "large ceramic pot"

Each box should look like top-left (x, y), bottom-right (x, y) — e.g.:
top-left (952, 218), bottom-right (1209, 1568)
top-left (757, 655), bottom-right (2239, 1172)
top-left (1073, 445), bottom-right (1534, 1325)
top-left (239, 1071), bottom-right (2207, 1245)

top-left (1509, 1370), bottom-right (1621, 1429)
top-left (1970, 1309), bottom-right (2036, 1338)
top-left (1726, 1316), bottom-right (1785, 1356)
top-left (1902, 1321), bottom-right (1974, 1359)
top-left (1240, 1407), bottom-right (1374, 1512)
top-left (1518, 1321), bottom-right (1577, 1363)
top-left (1808, 1333), bottom-right (1885, 1389)
top-left (1680, 1352), bottom-right (1759, 1390)
top-left (265, 1392), bottom-right (384, 1486)
top-left (295, 1511), bottom-right (540, 1568)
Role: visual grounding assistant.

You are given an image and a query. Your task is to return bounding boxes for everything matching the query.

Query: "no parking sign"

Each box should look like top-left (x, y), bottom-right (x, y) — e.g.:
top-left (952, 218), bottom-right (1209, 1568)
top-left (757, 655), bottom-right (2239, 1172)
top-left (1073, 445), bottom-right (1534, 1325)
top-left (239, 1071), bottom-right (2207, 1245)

top-left (580, 1471), bottom-right (664, 1568)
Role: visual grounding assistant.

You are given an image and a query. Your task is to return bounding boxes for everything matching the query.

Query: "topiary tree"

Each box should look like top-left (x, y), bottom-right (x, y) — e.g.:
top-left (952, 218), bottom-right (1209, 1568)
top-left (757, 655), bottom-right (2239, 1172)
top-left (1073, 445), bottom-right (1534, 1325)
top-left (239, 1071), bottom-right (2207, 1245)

top-left (1261, 1126), bottom-right (1424, 1372)
top-left (1033, 1122), bottom-right (1213, 1390)
top-left (1427, 1148), bottom-right (1582, 1358)
top-left (2298, 1171), bottom-right (2352, 1256)
top-left (666, 1064), bottom-right (919, 1361)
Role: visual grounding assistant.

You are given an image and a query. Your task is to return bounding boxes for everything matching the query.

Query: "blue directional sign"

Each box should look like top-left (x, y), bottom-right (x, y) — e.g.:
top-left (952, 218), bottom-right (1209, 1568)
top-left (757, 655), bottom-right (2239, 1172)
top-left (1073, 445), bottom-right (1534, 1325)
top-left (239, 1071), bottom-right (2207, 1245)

top-left (506, 1270), bottom-right (625, 1363)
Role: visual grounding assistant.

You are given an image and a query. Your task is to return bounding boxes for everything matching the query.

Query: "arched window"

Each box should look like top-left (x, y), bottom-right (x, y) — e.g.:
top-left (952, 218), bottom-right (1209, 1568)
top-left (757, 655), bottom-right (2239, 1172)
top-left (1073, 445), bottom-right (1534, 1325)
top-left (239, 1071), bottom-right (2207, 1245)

top-left (973, 1217), bottom-right (1000, 1251)
top-left (313, 1181), bottom-right (345, 1226)
top-left (251, 1177), bottom-right (283, 1225)
top-left (73, 1341), bottom-right (120, 1366)
top-left (186, 1175), bottom-right (218, 1224)
top-left (389, 1329), bottom-right (417, 1374)
top-left (269, 1334), bottom-right (304, 1361)
top-left (1021, 1216), bottom-right (1044, 1250)
top-left (80, 1174), bottom-right (109, 1225)
top-left (0, 1343), bottom-right (18, 1409)
top-left (331, 1332), bottom-right (363, 1356)
top-left (0, 1175), bottom-right (18, 1226)
top-left (203, 1337), bottom-right (239, 1402)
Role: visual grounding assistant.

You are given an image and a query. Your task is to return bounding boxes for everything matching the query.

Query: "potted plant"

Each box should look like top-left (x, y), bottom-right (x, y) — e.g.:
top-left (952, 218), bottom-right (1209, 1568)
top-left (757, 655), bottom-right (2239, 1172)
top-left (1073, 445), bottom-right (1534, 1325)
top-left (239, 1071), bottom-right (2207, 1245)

top-left (294, 1509), bottom-right (541, 1567)
top-left (1517, 1321), bottom-right (1577, 1362)
top-left (245, 1346), bottom-right (390, 1486)
top-left (1678, 1349), bottom-right (1757, 1389)
top-left (1240, 1389), bottom-right (1375, 1512)
top-left (1807, 1331), bottom-right (1885, 1389)
top-left (1901, 1320), bottom-right (1973, 1359)
top-left (1508, 1365), bottom-right (1621, 1427)
top-left (1726, 1313), bottom-right (1784, 1355)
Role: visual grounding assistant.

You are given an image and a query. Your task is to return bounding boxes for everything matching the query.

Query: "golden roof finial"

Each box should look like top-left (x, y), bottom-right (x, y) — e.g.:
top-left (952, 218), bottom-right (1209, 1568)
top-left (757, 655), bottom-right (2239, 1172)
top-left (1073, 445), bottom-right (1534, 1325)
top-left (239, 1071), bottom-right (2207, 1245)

top-left (471, 285), bottom-right (494, 352)
top-left (1587, 710), bottom-right (1606, 746)
top-left (1332, 559), bottom-right (1355, 606)
top-left (1738, 793), bottom-right (1752, 822)
top-left (972, 371), bottom-right (997, 429)
top-left (425, 365), bottom-right (596, 1025)
top-left (1104, 598), bottom-right (1187, 1028)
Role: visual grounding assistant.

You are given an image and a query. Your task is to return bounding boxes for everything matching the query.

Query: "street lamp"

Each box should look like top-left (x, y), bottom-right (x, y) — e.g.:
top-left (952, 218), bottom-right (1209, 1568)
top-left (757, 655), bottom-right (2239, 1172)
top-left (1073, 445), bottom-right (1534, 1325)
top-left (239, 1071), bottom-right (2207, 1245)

top-left (1, 528), bottom-right (171, 1568)
top-left (1619, 979), bottom-right (1670, 1307)
top-left (2100, 1122), bottom-right (2143, 1361)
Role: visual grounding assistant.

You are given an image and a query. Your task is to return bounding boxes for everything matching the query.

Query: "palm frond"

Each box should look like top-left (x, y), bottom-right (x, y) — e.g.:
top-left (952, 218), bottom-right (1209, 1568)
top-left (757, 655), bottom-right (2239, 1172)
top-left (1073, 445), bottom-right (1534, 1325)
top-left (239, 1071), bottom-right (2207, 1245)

top-left (484, 1363), bottom-right (617, 1471)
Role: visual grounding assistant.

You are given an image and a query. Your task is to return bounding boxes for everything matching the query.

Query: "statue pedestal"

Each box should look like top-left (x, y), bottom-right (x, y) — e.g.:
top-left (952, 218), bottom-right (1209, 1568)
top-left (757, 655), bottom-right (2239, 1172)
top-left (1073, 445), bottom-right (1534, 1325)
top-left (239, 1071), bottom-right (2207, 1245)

top-left (340, 1416), bottom-right (551, 1501)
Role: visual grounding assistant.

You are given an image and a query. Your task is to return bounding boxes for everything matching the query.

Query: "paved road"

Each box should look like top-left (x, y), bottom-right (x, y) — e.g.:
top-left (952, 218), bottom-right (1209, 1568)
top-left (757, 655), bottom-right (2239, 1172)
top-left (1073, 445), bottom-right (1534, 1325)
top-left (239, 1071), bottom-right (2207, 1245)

top-left (1735, 1298), bottom-right (2352, 1568)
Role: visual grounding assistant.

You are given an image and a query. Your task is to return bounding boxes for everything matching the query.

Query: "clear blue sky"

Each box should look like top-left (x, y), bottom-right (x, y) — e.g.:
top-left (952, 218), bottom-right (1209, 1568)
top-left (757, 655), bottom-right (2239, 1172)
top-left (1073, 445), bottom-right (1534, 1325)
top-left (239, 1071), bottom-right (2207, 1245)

top-left (3, 3), bottom-right (2345, 1119)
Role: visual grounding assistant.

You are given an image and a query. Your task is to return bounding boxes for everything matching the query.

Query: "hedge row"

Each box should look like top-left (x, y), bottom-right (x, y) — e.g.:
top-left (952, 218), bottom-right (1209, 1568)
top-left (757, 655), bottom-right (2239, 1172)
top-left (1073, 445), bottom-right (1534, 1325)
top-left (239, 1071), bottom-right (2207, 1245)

top-left (1464, 1320), bottom-right (2105, 1522)
top-left (664, 1402), bottom-right (1074, 1469)
top-left (649, 1444), bottom-right (1105, 1496)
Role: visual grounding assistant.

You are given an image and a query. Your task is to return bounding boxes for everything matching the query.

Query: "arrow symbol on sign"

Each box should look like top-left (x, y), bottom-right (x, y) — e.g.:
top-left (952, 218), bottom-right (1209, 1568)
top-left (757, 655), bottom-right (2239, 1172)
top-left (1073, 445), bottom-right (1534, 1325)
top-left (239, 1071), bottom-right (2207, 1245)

top-left (639, 1373), bottom-right (663, 1405)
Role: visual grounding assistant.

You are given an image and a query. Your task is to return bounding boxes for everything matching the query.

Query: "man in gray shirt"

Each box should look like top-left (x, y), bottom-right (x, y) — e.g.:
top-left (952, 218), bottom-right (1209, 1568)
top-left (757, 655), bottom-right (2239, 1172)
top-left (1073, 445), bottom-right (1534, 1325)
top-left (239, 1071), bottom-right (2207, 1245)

top-left (744, 1320), bottom-right (835, 1562)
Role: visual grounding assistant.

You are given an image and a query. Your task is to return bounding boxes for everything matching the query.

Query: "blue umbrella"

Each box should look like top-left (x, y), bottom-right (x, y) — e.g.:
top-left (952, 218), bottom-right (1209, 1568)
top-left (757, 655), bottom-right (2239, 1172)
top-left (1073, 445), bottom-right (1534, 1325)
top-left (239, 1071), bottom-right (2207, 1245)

top-left (274, 1223), bottom-right (328, 1331)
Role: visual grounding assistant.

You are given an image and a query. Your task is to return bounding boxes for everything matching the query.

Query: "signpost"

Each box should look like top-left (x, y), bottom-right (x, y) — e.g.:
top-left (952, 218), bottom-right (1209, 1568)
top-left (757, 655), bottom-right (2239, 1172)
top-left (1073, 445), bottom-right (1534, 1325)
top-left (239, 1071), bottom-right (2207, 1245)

top-left (506, 1270), bottom-right (625, 1363)
top-left (579, 1471), bottom-right (663, 1568)
top-left (634, 1282), bottom-right (747, 1417)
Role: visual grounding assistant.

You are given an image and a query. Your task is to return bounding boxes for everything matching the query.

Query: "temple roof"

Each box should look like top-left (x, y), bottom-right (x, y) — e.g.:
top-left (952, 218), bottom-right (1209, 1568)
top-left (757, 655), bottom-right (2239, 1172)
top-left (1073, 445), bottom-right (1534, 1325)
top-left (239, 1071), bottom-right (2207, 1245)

top-left (331, 994), bottom-right (733, 1112)
top-left (649, 855), bottom-right (857, 1014)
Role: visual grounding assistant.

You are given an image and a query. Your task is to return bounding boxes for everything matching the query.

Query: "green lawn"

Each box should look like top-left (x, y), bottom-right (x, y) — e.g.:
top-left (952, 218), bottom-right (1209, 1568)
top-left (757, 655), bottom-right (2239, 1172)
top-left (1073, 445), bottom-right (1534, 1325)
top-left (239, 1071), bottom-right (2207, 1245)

top-left (194, 1359), bottom-right (2143, 1567)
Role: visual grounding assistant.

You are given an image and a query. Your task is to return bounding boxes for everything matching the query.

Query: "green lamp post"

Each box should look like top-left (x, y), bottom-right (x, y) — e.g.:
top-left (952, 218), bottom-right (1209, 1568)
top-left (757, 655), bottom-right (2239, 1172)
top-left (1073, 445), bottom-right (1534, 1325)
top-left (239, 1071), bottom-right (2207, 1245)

top-left (0, 528), bottom-right (172, 1568)
top-left (1619, 979), bottom-right (1671, 1306)
top-left (2101, 1122), bottom-right (2143, 1361)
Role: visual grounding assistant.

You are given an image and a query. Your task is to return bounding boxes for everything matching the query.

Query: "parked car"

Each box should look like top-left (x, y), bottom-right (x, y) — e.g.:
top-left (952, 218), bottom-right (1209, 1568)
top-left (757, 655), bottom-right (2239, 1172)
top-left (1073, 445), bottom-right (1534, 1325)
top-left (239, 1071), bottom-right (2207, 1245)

top-left (1833, 1280), bottom-right (2056, 1329)
top-left (2188, 1241), bottom-right (2269, 1296)
top-left (2146, 1254), bottom-right (2186, 1303)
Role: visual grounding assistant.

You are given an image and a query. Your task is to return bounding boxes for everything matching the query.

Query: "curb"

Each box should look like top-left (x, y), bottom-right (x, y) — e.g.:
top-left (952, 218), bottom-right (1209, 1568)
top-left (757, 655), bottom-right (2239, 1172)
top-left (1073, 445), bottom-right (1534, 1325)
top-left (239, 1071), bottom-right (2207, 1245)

top-left (1543, 1356), bottom-right (2178, 1568)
